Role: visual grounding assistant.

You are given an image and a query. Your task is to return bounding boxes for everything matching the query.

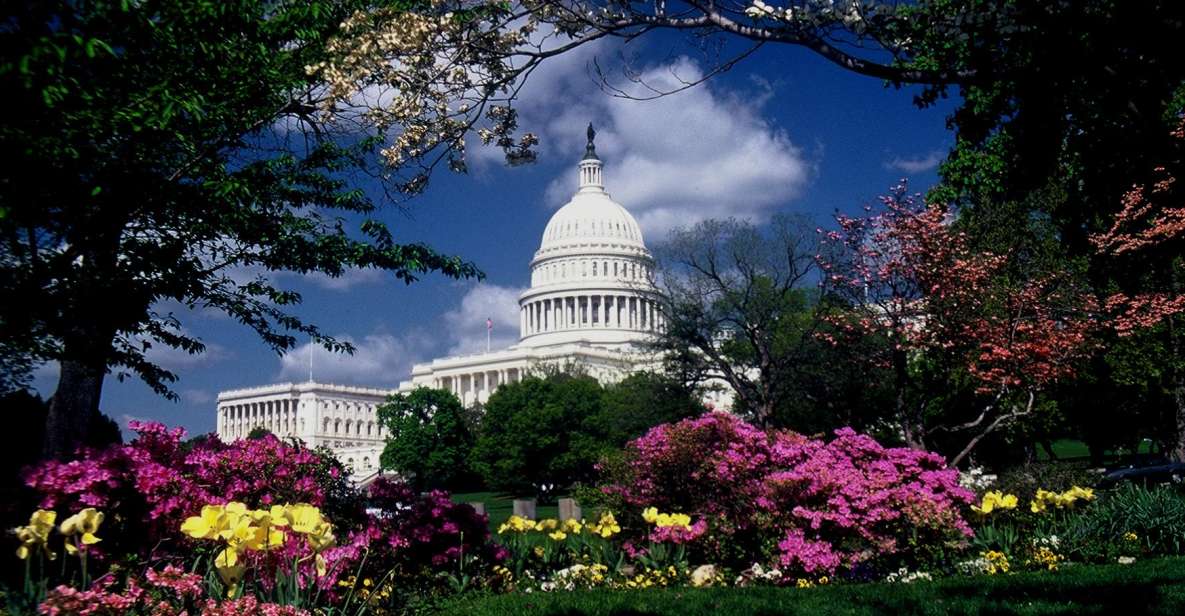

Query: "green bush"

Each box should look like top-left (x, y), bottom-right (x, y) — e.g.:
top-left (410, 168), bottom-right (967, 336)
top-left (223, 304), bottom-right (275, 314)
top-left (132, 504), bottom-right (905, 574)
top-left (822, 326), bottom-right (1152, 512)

top-left (1060, 483), bottom-right (1185, 562)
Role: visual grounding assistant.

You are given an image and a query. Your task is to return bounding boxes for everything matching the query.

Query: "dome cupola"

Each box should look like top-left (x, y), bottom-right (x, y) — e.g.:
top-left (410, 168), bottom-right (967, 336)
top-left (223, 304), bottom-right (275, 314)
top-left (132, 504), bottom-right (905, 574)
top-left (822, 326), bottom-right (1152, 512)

top-left (517, 125), bottom-right (663, 349)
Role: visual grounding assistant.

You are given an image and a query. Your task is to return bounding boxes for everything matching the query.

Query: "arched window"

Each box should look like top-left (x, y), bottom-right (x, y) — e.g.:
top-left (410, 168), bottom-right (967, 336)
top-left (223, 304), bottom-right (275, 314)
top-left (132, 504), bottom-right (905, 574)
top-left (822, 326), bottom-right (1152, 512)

top-left (592, 262), bottom-right (597, 276)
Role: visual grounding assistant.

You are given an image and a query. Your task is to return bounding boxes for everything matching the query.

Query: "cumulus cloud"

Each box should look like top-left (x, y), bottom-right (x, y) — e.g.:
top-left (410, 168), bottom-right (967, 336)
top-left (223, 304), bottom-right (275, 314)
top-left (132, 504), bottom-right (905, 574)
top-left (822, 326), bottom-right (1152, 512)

top-left (885, 150), bottom-right (945, 174)
top-left (475, 39), bottom-right (812, 242)
top-left (442, 283), bottom-right (526, 355)
top-left (278, 331), bottom-right (433, 387)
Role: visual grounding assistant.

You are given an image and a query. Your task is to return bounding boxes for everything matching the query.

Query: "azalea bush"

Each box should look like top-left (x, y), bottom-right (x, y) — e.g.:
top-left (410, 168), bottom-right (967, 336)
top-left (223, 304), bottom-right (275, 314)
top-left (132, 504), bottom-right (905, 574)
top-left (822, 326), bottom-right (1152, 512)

top-left (8, 422), bottom-right (507, 615)
top-left (22, 422), bottom-right (360, 561)
top-left (598, 412), bottom-right (976, 578)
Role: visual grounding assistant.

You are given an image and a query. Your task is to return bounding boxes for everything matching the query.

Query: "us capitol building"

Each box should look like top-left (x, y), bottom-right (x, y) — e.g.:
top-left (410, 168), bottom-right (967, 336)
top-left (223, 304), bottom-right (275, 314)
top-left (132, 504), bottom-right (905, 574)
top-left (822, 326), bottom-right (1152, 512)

top-left (215, 128), bottom-right (678, 481)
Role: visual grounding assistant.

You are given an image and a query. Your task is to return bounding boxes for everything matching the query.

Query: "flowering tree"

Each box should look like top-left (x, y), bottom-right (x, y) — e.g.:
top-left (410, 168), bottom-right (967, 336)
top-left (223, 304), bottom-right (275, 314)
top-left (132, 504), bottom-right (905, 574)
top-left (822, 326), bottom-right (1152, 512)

top-left (820, 185), bottom-right (1097, 466)
top-left (1091, 118), bottom-right (1185, 460)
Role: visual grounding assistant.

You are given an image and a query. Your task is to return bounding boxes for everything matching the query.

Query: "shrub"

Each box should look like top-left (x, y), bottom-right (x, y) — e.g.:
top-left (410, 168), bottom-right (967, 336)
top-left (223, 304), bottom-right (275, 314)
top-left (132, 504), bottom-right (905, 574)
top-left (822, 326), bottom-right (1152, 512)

top-left (1060, 483), bottom-right (1185, 562)
top-left (599, 412), bottom-right (975, 576)
top-left (22, 422), bottom-right (359, 561)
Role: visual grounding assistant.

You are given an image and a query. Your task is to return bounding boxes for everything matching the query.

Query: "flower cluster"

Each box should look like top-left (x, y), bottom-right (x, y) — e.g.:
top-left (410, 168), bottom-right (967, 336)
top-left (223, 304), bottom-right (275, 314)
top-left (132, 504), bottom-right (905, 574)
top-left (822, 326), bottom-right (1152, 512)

top-left (181, 502), bottom-right (335, 594)
top-left (602, 412), bottom-right (974, 576)
top-left (641, 507), bottom-right (707, 544)
top-left (972, 491), bottom-right (1019, 515)
top-left (1030, 486), bottom-right (1095, 513)
top-left (14, 509), bottom-right (57, 560)
top-left (24, 423), bottom-right (347, 561)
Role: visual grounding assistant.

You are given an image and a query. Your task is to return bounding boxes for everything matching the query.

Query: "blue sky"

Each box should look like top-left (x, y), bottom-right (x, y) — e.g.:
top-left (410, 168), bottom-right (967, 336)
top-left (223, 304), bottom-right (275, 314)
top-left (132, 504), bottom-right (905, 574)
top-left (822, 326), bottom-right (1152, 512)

top-left (30, 34), bottom-right (957, 437)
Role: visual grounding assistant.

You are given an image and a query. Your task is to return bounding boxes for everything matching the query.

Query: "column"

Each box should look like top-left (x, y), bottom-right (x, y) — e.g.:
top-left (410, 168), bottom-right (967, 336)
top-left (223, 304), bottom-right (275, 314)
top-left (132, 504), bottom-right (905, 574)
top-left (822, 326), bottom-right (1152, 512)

top-left (520, 306), bottom-right (526, 337)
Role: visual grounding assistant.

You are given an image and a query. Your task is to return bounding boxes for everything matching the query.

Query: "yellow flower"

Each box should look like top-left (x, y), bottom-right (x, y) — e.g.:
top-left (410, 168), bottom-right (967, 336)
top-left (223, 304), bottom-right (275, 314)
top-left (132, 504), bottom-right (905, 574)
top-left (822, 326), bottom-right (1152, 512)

top-left (306, 521), bottom-right (336, 551)
top-left (983, 550), bottom-right (1010, 575)
top-left (15, 509), bottom-right (57, 560)
top-left (533, 546), bottom-right (545, 558)
top-left (563, 519), bottom-right (583, 533)
top-left (972, 491), bottom-right (1018, 515)
top-left (642, 507), bottom-right (659, 524)
top-left (60, 508), bottom-right (103, 554)
top-left (1124, 532), bottom-right (1139, 542)
top-left (499, 515), bottom-right (534, 534)
top-left (796, 578), bottom-right (815, 588)
top-left (285, 504), bottom-right (324, 534)
top-left (548, 530), bottom-right (567, 541)
top-left (592, 512), bottom-right (620, 538)
top-left (534, 518), bottom-right (559, 531)
top-left (181, 505), bottom-right (229, 539)
top-left (216, 558), bottom-right (246, 598)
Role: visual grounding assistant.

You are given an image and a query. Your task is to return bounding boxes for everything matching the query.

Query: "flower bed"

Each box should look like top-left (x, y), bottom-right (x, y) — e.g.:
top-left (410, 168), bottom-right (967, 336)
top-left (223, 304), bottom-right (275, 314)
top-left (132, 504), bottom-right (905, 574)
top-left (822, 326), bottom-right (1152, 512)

top-left (8, 414), bottom-right (1185, 614)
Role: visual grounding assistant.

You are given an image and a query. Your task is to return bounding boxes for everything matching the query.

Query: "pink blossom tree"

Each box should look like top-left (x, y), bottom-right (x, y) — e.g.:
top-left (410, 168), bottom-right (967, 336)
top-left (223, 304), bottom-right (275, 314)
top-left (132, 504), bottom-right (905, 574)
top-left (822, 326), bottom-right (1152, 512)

top-left (1091, 118), bottom-right (1185, 459)
top-left (820, 185), bottom-right (1097, 466)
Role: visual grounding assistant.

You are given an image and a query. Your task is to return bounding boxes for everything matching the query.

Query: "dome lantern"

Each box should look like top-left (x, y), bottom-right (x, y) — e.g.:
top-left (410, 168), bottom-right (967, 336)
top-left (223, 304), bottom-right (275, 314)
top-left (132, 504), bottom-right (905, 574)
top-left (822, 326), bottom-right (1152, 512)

top-left (578, 123), bottom-right (603, 192)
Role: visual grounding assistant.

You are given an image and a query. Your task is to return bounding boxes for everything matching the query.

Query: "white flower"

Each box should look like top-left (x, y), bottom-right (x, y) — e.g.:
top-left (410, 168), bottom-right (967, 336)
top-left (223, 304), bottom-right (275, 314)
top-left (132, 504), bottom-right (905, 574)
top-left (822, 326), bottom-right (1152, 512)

top-left (1118, 556), bottom-right (1136, 565)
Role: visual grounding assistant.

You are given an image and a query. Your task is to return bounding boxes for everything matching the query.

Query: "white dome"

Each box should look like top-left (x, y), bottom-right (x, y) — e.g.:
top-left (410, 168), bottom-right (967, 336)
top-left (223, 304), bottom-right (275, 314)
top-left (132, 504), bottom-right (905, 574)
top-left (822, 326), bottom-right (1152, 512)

top-left (539, 191), bottom-right (647, 254)
top-left (515, 130), bottom-right (663, 350)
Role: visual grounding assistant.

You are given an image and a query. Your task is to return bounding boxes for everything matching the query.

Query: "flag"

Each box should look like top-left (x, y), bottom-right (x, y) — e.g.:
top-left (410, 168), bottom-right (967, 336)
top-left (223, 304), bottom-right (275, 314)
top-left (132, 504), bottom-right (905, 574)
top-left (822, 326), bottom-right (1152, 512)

top-left (486, 317), bottom-right (493, 331)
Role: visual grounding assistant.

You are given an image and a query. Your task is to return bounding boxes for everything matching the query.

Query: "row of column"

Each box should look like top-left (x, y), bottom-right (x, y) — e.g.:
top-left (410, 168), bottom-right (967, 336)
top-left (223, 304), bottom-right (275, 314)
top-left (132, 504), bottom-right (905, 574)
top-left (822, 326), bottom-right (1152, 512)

top-left (435, 368), bottom-right (522, 407)
top-left (521, 294), bottom-right (663, 336)
top-left (218, 399), bottom-right (301, 440)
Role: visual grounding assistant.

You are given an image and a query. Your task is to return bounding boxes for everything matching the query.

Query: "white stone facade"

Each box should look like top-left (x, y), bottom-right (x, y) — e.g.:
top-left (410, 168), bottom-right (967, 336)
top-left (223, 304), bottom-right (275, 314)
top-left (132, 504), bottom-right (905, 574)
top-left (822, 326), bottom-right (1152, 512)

top-left (215, 132), bottom-right (684, 479)
top-left (215, 382), bottom-right (394, 480)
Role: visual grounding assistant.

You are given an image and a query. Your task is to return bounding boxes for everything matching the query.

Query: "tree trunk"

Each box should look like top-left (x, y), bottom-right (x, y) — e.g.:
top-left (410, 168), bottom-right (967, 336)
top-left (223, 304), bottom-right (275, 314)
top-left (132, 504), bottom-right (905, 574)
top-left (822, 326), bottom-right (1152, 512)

top-left (1173, 381), bottom-right (1185, 462)
top-left (43, 357), bottom-right (105, 459)
top-left (894, 348), bottom-right (924, 449)
top-left (1171, 315), bottom-right (1185, 462)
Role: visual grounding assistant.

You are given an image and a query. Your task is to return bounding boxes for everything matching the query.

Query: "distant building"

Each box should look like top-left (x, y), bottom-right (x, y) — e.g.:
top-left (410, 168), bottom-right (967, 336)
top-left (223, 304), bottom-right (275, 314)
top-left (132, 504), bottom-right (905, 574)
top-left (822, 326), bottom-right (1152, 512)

top-left (216, 127), bottom-right (688, 481)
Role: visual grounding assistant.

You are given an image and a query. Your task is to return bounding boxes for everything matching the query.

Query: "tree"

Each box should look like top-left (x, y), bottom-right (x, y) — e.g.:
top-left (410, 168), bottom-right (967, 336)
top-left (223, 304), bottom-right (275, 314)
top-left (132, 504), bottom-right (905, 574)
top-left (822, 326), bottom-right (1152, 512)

top-left (821, 185), bottom-right (1098, 466)
top-left (597, 372), bottom-right (704, 444)
top-left (651, 215), bottom-right (822, 426)
top-left (472, 374), bottom-right (605, 495)
top-left (378, 387), bottom-right (475, 490)
top-left (0, 0), bottom-right (549, 457)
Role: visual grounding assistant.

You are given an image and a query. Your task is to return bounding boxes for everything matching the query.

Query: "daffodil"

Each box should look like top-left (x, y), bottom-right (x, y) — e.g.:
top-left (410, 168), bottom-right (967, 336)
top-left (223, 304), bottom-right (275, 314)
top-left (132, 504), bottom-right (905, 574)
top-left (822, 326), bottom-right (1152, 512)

top-left (562, 519), bottom-right (582, 533)
top-left (642, 507), bottom-right (659, 524)
top-left (534, 518), bottom-right (559, 532)
top-left (548, 530), bottom-right (567, 541)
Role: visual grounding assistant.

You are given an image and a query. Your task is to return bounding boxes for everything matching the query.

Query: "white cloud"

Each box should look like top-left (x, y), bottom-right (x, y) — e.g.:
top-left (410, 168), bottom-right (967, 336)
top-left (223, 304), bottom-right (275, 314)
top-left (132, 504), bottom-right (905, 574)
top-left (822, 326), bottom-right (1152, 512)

top-left (885, 150), bottom-right (944, 174)
top-left (479, 40), bottom-right (812, 242)
top-left (144, 337), bottom-right (232, 370)
top-left (278, 331), bottom-right (432, 387)
top-left (181, 388), bottom-right (214, 405)
top-left (299, 267), bottom-right (386, 291)
top-left (441, 283), bottom-right (526, 355)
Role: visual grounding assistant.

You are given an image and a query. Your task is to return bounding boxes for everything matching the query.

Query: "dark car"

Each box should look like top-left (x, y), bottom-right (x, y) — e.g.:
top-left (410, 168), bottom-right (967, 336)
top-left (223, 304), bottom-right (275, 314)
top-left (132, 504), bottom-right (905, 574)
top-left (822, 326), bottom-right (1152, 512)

top-left (1098, 459), bottom-right (1185, 489)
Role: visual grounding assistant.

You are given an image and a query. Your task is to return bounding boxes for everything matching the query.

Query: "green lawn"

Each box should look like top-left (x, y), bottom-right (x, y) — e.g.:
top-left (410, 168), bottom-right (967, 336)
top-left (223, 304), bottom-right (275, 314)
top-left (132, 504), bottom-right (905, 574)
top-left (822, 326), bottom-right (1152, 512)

top-left (1036, 438), bottom-right (1157, 462)
top-left (442, 557), bottom-right (1185, 615)
top-left (452, 491), bottom-right (561, 530)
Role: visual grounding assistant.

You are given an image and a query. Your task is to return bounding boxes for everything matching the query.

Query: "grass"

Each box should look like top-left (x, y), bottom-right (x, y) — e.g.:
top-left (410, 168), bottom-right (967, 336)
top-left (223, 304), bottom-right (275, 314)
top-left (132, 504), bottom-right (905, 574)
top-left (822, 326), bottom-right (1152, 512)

top-left (442, 557), bottom-right (1185, 615)
top-left (451, 491), bottom-right (560, 530)
top-left (1036, 438), bottom-right (1157, 462)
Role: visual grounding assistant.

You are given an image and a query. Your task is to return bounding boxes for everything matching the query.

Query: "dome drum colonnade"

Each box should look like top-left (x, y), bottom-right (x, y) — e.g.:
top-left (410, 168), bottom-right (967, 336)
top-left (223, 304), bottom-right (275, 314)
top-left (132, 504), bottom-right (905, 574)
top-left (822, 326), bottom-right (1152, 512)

top-left (517, 125), bottom-right (664, 347)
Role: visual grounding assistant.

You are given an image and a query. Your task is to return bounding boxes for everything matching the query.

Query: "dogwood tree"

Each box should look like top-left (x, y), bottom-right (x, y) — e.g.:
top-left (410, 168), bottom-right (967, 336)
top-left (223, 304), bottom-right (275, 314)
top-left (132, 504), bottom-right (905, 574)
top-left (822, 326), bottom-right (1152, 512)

top-left (821, 185), bottom-right (1097, 466)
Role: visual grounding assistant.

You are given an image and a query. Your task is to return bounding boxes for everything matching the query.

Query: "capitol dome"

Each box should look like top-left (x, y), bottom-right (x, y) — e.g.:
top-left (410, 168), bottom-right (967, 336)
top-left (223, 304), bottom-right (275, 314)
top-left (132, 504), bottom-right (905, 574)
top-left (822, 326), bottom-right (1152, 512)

top-left (516, 125), bottom-right (663, 349)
